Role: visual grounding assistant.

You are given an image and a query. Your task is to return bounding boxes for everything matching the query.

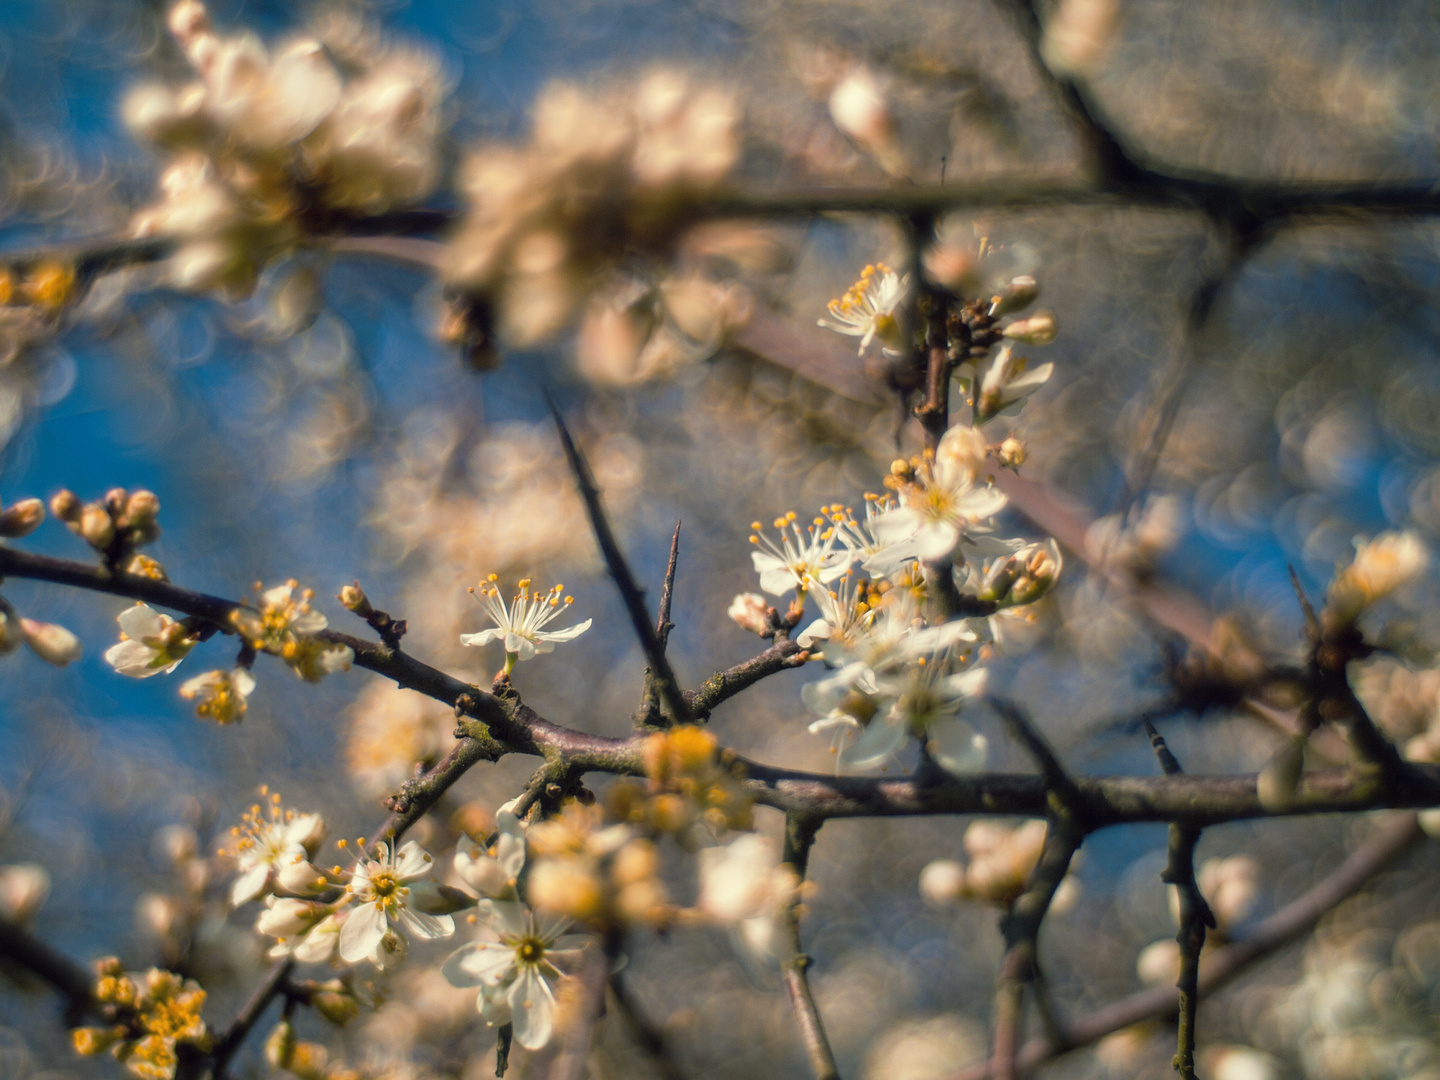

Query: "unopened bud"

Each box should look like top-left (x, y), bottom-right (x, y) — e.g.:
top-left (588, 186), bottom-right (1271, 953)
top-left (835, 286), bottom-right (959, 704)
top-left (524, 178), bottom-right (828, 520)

top-left (528, 856), bottom-right (605, 921)
top-left (0, 864), bottom-right (48, 923)
top-left (727, 592), bottom-right (772, 637)
top-left (0, 611), bottom-right (22, 656)
top-left (918, 858), bottom-right (967, 907)
top-left (613, 838), bottom-right (659, 887)
top-left (275, 859), bottom-right (328, 896)
top-left (94, 956), bottom-right (125, 979)
top-left (264, 1020), bottom-right (297, 1069)
top-left (256, 898), bottom-right (321, 938)
top-left (1256, 736), bottom-right (1306, 813)
top-left (1001, 311), bottom-right (1057, 346)
top-left (20, 619), bottom-right (81, 666)
top-left (125, 554), bottom-right (169, 581)
top-left (72, 1026), bottom-right (127, 1056)
top-left (995, 436), bottom-right (1027, 469)
top-left (310, 980), bottom-right (360, 1026)
top-left (136, 893), bottom-right (186, 942)
top-left (338, 582), bottom-right (373, 616)
top-left (167, 0), bottom-right (211, 44)
top-left (123, 490), bottom-right (160, 531)
top-left (49, 490), bottom-right (81, 525)
top-left (79, 504), bottom-right (115, 550)
top-left (989, 276), bottom-right (1039, 317)
top-left (0, 498), bottom-right (43, 538)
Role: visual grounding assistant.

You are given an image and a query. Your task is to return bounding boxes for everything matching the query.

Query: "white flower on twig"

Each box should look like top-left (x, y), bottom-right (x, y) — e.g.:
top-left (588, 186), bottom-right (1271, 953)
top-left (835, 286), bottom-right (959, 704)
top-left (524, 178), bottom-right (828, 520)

top-left (104, 604), bottom-right (197, 678)
top-left (818, 263), bottom-right (908, 354)
top-left (228, 791), bottom-right (327, 906)
top-left (461, 576), bottom-right (591, 675)
top-left (339, 841), bottom-right (455, 968)
top-left (442, 900), bottom-right (587, 1051)
top-left (178, 667), bottom-right (255, 724)
top-left (749, 510), bottom-right (850, 597)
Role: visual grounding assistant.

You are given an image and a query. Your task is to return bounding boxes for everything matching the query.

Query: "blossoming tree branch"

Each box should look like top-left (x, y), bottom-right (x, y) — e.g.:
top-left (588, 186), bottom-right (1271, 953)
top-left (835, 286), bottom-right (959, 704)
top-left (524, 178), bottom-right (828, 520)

top-left (0, 2), bottom-right (1438, 1080)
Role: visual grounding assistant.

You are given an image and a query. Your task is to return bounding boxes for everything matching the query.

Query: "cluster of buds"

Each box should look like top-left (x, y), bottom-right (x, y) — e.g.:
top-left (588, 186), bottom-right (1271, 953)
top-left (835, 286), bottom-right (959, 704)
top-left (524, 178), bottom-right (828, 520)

top-left (624, 725), bottom-right (754, 838)
top-left (973, 541), bottom-right (1063, 609)
top-left (918, 819), bottom-right (1071, 909)
top-left (72, 962), bottom-right (211, 1080)
top-left (125, 1), bottom-right (443, 299)
top-left (50, 487), bottom-right (162, 564)
top-left (526, 801), bottom-right (671, 929)
top-left (442, 71), bottom-right (741, 352)
top-left (231, 580), bottom-right (353, 682)
top-left (265, 1020), bottom-right (360, 1080)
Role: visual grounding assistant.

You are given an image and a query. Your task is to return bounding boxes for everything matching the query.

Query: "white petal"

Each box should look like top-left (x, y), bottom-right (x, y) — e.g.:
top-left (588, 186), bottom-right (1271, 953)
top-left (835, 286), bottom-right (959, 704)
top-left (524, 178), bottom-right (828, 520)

top-left (796, 619), bottom-right (832, 649)
top-left (929, 719), bottom-right (989, 775)
top-left (397, 904), bottom-right (454, 941)
top-left (535, 619), bottom-right (591, 643)
top-left (478, 898), bottom-right (530, 939)
top-left (338, 901), bottom-right (387, 962)
top-left (231, 863), bottom-right (272, 907)
top-left (460, 629), bottom-right (506, 648)
top-left (758, 567), bottom-right (798, 596)
top-left (442, 941), bottom-right (519, 987)
top-left (105, 639), bottom-right (163, 677)
top-left (393, 841), bottom-right (432, 879)
top-left (117, 603), bottom-right (166, 640)
top-left (915, 522), bottom-right (962, 562)
top-left (841, 717), bottom-right (908, 769)
top-left (508, 965), bottom-right (557, 1050)
top-left (939, 666), bottom-right (988, 700)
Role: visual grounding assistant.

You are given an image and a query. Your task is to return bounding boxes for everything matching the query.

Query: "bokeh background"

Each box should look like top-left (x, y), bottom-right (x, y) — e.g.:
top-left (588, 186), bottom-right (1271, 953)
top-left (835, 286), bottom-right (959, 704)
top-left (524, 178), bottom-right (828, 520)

top-left (2, 1), bottom-right (1440, 1078)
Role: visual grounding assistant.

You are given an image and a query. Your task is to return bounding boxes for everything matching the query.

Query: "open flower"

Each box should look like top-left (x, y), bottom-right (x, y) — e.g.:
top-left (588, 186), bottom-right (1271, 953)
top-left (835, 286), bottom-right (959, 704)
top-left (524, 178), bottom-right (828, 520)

top-left (231, 581), bottom-right (352, 681)
top-left (843, 655), bottom-right (989, 774)
top-left (441, 900), bottom-right (587, 1051)
top-left (178, 668), bottom-right (255, 724)
top-left (460, 576), bottom-right (591, 674)
top-left (832, 494), bottom-right (920, 579)
top-left (749, 510), bottom-right (850, 597)
top-left (227, 791), bottom-right (327, 906)
top-left (104, 605), bottom-right (197, 677)
top-left (1327, 531), bottom-right (1428, 623)
top-left (818, 263), bottom-right (907, 354)
top-left (974, 344), bottom-right (1053, 423)
top-left (796, 573), bottom-right (880, 663)
top-left (696, 833), bottom-right (800, 968)
top-left (454, 803), bottom-right (526, 900)
top-left (339, 841), bottom-right (454, 968)
top-left (875, 430), bottom-right (1009, 562)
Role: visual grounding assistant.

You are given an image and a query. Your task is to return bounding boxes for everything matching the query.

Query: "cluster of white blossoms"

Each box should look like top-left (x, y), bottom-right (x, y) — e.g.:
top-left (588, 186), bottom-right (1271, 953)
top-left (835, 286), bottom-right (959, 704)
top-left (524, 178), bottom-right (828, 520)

top-left (125, 1), bottom-right (443, 297)
top-left (442, 71), bottom-right (744, 356)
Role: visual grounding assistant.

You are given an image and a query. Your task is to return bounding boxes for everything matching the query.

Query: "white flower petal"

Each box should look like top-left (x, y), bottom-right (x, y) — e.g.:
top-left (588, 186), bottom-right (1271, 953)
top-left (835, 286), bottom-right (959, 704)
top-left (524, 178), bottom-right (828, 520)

top-left (508, 964), bottom-right (558, 1050)
top-left (842, 717), bottom-right (908, 769)
top-left (442, 941), bottom-right (519, 987)
top-left (928, 719), bottom-right (989, 775)
top-left (338, 900), bottom-right (387, 963)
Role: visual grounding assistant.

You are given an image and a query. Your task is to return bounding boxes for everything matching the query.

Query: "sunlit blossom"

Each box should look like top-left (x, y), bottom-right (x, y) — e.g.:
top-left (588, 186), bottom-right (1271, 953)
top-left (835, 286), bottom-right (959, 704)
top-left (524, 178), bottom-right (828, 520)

top-left (460, 575), bottom-right (592, 674)
top-left (818, 263), bottom-right (908, 354)
top-left (226, 790), bottom-right (327, 906)
top-left (104, 604), bottom-right (197, 678)
top-left (749, 510), bottom-right (850, 597)
top-left (339, 840), bottom-right (454, 968)
top-left (178, 667), bottom-right (256, 724)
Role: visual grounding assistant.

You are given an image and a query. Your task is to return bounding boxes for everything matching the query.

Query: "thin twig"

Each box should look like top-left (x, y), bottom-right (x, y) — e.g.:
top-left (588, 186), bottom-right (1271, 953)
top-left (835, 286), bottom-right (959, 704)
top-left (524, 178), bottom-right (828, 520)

top-left (610, 973), bottom-right (688, 1080)
top-left (947, 811), bottom-right (1424, 1080)
top-left (782, 815), bottom-right (839, 1080)
top-left (548, 401), bottom-right (692, 726)
top-left (639, 522), bottom-right (683, 726)
top-left (989, 698), bottom-right (1087, 826)
top-left (206, 958), bottom-right (295, 1080)
top-left (0, 917), bottom-right (100, 1023)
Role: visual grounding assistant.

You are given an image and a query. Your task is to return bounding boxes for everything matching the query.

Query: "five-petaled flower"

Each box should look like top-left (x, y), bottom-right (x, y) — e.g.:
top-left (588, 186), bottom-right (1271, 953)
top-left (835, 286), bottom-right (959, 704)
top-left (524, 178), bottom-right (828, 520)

top-left (442, 899), bottom-right (586, 1051)
top-left (339, 840), bottom-right (455, 968)
top-left (818, 263), bottom-right (908, 355)
top-left (749, 510), bottom-right (850, 598)
top-left (104, 604), bottom-right (197, 678)
top-left (460, 575), bottom-right (592, 675)
top-left (227, 790), bottom-right (328, 906)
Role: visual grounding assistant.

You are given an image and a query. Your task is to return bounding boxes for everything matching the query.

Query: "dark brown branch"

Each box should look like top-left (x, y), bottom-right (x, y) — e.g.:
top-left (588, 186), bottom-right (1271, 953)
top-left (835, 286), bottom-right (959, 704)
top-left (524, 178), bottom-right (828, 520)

top-left (0, 917), bottom-right (101, 1023)
top-left (205, 958), bottom-right (294, 1080)
top-left (782, 816), bottom-right (839, 1080)
top-left (549, 403), bottom-right (692, 727)
top-left (947, 811), bottom-right (1424, 1080)
top-left (685, 637), bottom-right (808, 720)
top-left (1163, 823), bottom-right (1212, 1080)
top-left (990, 698), bottom-right (1087, 826)
top-left (639, 522), bottom-right (684, 727)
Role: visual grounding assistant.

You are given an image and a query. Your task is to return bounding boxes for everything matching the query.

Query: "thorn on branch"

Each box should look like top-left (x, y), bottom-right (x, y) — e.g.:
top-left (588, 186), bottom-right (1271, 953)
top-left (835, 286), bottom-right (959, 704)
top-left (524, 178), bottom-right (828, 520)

top-left (639, 521), bottom-right (684, 727)
top-left (549, 398), bottom-right (692, 726)
top-left (1143, 718), bottom-right (1184, 777)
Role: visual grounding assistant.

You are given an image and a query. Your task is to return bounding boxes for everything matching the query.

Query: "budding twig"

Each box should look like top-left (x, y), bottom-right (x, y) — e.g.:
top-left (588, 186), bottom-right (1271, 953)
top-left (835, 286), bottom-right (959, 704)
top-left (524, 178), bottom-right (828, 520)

top-left (549, 401), bottom-right (692, 727)
top-left (781, 815), bottom-right (839, 1080)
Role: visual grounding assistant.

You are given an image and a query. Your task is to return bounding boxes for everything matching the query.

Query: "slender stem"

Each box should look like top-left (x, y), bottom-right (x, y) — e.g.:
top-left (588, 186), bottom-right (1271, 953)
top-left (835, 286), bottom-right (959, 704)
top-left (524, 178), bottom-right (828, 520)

top-left (549, 401), bottom-right (692, 726)
top-left (610, 973), bottom-right (688, 1080)
top-left (0, 917), bottom-right (100, 1023)
top-left (639, 521), bottom-right (683, 726)
top-left (206, 958), bottom-right (294, 1080)
top-left (782, 816), bottom-right (840, 1080)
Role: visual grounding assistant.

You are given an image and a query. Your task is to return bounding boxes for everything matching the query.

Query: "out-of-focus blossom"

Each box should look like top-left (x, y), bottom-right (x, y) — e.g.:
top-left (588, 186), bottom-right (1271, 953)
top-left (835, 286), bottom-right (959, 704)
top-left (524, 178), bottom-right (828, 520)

top-left (1041, 0), bottom-right (1121, 76)
top-left (104, 604), bottom-right (197, 678)
top-left (74, 963), bottom-right (210, 1080)
top-left (20, 618), bottom-right (81, 667)
top-left (1327, 530), bottom-right (1427, 623)
top-left (454, 803), bottom-right (526, 900)
top-left (973, 344), bottom-right (1054, 423)
top-left (974, 541), bottom-right (1062, 609)
top-left (178, 668), bottom-right (255, 725)
top-left (828, 69), bottom-right (907, 177)
top-left (0, 863), bottom-right (49, 923)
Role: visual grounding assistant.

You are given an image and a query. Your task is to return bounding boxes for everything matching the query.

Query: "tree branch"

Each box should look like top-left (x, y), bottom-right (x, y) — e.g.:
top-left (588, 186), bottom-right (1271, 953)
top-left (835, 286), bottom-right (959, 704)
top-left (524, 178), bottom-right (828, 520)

top-left (205, 958), bottom-right (294, 1080)
top-left (782, 815), bottom-right (839, 1080)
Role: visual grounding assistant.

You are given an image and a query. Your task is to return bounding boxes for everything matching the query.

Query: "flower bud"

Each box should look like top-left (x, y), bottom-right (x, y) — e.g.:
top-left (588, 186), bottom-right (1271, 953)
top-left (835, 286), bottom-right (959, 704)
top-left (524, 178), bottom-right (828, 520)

top-left (94, 956), bottom-right (125, 979)
top-left (125, 554), bottom-right (169, 581)
top-left (1256, 736), bottom-right (1305, 813)
top-left (989, 276), bottom-right (1039, 317)
top-left (918, 858), bottom-right (967, 907)
top-left (310, 980), bottom-right (360, 1026)
top-left (528, 856), bottom-right (605, 921)
top-left (256, 898), bottom-right (322, 938)
top-left (994, 436), bottom-right (1027, 469)
top-left (49, 490), bottom-right (81, 525)
top-left (1001, 311), bottom-right (1057, 346)
top-left (0, 864), bottom-right (48, 923)
top-left (338, 581), bottom-right (373, 615)
top-left (264, 1020), bottom-right (297, 1069)
top-left (21, 619), bottom-right (81, 666)
top-left (1327, 531), bottom-right (1428, 625)
top-left (72, 1026), bottom-right (127, 1056)
top-left (136, 892), bottom-right (185, 942)
top-left (0, 498), bottom-right (43, 539)
top-left (167, 0), bottom-right (211, 43)
top-left (727, 592), bottom-right (773, 637)
top-left (275, 859), bottom-right (328, 895)
top-left (79, 504), bottom-right (115, 550)
top-left (123, 490), bottom-right (161, 533)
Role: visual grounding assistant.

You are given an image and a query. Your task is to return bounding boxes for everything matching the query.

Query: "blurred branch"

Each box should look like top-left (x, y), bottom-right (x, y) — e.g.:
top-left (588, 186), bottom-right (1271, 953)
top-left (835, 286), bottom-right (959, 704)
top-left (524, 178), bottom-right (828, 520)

top-left (685, 637), bottom-right (809, 720)
top-left (948, 811), bottom-right (1425, 1080)
top-left (550, 402), bottom-right (692, 727)
top-left (0, 917), bottom-right (101, 1023)
top-left (610, 973), bottom-right (688, 1080)
top-left (205, 958), bottom-right (294, 1080)
top-left (782, 815), bottom-right (839, 1080)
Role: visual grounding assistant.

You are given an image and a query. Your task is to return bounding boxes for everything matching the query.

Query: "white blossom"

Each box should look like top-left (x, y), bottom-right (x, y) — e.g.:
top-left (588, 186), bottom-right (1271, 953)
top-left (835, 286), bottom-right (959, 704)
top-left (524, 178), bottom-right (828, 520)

top-left (974, 343), bottom-right (1053, 423)
top-left (818, 263), bottom-right (907, 354)
top-left (1328, 531), bottom-right (1428, 622)
top-left (454, 804), bottom-right (526, 900)
top-left (104, 604), bottom-right (197, 678)
top-left (843, 656), bottom-right (989, 774)
top-left (875, 429), bottom-right (1008, 562)
top-left (441, 900), bottom-right (586, 1051)
top-left (228, 794), bottom-right (327, 907)
top-left (749, 510), bottom-right (850, 597)
top-left (178, 667), bottom-right (256, 725)
top-left (338, 841), bottom-right (454, 968)
top-left (460, 576), bottom-right (591, 673)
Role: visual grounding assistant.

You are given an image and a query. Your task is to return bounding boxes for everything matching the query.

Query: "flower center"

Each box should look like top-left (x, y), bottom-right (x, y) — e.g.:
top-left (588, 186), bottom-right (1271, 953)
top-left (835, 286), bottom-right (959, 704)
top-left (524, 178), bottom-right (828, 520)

top-left (515, 936), bottom-right (546, 965)
top-left (369, 870), bottom-right (401, 901)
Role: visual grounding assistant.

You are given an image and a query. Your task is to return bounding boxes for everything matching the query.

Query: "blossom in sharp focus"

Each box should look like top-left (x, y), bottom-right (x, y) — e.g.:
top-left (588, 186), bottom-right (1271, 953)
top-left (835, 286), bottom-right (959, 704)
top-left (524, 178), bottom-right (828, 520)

top-left (178, 668), bottom-right (255, 724)
top-left (230, 580), bottom-right (352, 681)
top-left (818, 263), bottom-right (908, 355)
top-left (441, 900), bottom-right (586, 1051)
top-left (876, 430), bottom-right (1009, 563)
top-left (104, 604), bottom-right (198, 678)
top-left (843, 656), bottom-right (989, 773)
top-left (339, 841), bottom-right (455, 968)
top-left (832, 494), bottom-right (920, 579)
top-left (226, 790), bottom-right (327, 906)
top-left (749, 510), bottom-right (851, 597)
top-left (460, 575), bottom-right (592, 674)
top-left (973, 344), bottom-right (1053, 424)
top-left (796, 572), bottom-right (881, 663)
top-left (1327, 530), bottom-right (1428, 623)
